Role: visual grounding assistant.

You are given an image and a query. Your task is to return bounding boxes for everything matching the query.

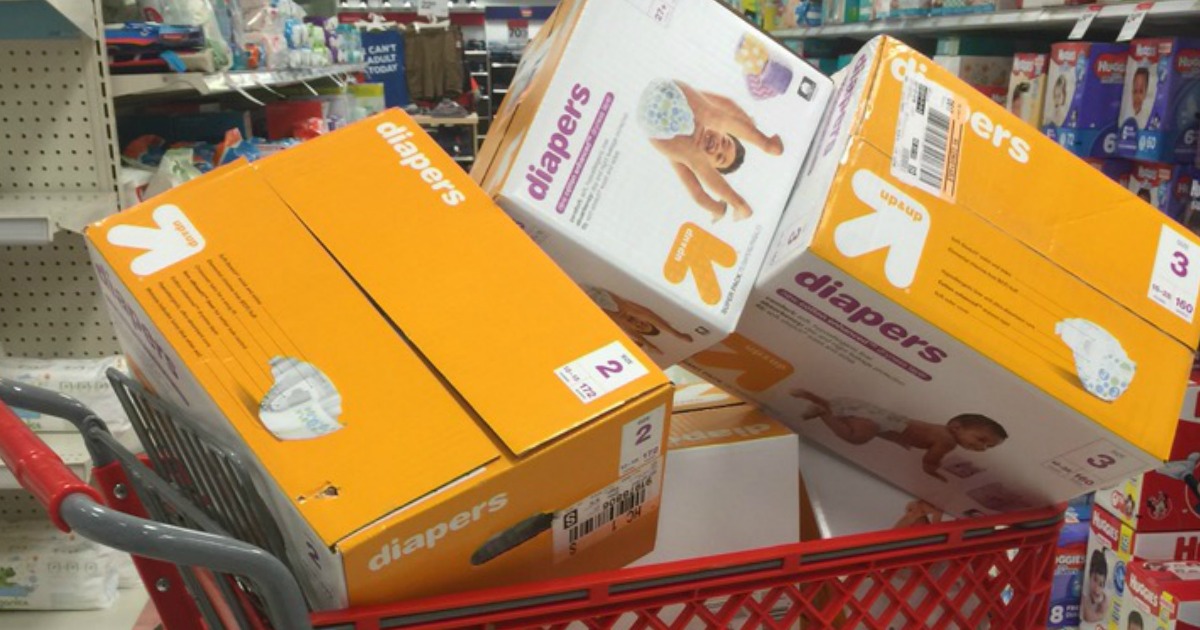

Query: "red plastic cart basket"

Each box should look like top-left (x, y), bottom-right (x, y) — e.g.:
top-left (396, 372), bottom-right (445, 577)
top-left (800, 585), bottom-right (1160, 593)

top-left (0, 372), bottom-right (1064, 629)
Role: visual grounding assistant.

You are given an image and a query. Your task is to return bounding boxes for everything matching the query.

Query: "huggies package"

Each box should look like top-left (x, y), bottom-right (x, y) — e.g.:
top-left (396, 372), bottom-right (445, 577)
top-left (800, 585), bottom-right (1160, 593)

top-left (687, 37), bottom-right (1200, 517)
top-left (1127, 560), bottom-right (1200, 629)
top-left (1127, 161), bottom-right (1200, 220)
top-left (1118, 38), bottom-right (1200, 164)
top-left (1007, 53), bottom-right (1048, 129)
top-left (1098, 371), bottom-right (1200, 533)
top-left (87, 111), bottom-right (673, 609)
top-left (1043, 42), bottom-right (1128, 158)
top-left (472, 0), bottom-right (832, 367)
top-left (1087, 158), bottom-right (1136, 188)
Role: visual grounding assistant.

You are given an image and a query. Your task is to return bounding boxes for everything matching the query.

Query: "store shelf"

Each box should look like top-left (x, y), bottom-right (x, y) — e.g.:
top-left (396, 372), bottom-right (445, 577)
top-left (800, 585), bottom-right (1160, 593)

top-left (493, 88), bottom-right (509, 94)
top-left (492, 62), bottom-right (519, 68)
top-left (453, 155), bottom-right (475, 162)
top-left (0, 587), bottom-right (152, 630)
top-left (412, 114), bottom-right (479, 126)
top-left (0, 192), bottom-right (119, 243)
top-left (110, 64), bottom-right (364, 98)
top-left (466, 50), bottom-right (489, 56)
top-left (771, 0), bottom-right (1200, 37)
top-left (0, 0), bottom-right (98, 39)
top-left (471, 71), bottom-right (490, 77)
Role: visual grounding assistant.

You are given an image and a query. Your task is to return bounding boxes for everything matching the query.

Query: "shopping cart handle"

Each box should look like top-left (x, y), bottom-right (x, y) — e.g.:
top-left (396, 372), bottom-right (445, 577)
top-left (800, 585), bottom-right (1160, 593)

top-left (0, 399), bottom-right (102, 531)
top-left (0, 377), bottom-right (97, 429)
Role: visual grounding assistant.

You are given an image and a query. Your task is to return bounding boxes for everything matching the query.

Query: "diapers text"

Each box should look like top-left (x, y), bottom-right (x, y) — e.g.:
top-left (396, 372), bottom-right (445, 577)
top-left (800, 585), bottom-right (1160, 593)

top-left (376, 122), bottom-right (467, 206)
top-left (525, 83), bottom-right (592, 203)
top-left (368, 493), bottom-right (509, 572)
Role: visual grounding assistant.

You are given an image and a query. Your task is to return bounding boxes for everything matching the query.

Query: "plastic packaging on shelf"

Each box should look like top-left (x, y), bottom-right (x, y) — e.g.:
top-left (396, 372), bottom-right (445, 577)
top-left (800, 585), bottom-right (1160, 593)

top-left (0, 356), bottom-right (133, 442)
top-left (137, 0), bottom-right (233, 70)
top-left (0, 520), bottom-right (120, 611)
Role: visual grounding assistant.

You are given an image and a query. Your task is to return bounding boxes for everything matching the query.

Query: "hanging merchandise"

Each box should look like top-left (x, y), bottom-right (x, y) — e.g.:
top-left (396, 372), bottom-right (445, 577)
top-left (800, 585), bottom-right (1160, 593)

top-left (362, 25), bottom-right (411, 108)
top-left (405, 22), bottom-right (464, 102)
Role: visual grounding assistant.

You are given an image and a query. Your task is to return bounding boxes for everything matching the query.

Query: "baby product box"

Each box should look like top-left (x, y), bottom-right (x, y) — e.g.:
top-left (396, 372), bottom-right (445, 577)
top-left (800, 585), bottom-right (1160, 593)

top-left (1007, 52), bottom-right (1049, 129)
top-left (1127, 560), bottom-right (1200, 629)
top-left (1043, 42), bottom-right (1128, 158)
top-left (1082, 507), bottom-right (1200, 630)
top-left (932, 54), bottom-right (1013, 89)
top-left (1098, 371), bottom-right (1200, 533)
top-left (1128, 162), bottom-right (1200, 220)
top-left (472, 0), bottom-right (832, 367)
top-left (1118, 38), bottom-right (1200, 164)
top-left (1088, 158), bottom-right (1136, 188)
top-left (630, 400), bottom-right (799, 566)
top-left (876, 0), bottom-right (930, 18)
top-left (930, 0), bottom-right (1016, 16)
top-left (1050, 516), bottom-right (1093, 629)
top-left (85, 111), bottom-right (675, 609)
top-left (686, 36), bottom-right (1200, 518)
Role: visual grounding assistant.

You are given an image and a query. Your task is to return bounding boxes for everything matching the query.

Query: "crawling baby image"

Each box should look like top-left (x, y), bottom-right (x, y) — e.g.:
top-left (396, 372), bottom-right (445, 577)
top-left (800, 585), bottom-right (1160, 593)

top-left (790, 389), bottom-right (1008, 481)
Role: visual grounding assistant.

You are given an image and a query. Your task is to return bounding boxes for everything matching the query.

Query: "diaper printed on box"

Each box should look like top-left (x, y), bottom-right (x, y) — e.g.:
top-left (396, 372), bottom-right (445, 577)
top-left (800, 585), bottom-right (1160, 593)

top-left (1118, 38), bottom-right (1200, 163)
top-left (1043, 42), bottom-right (1128, 158)
top-left (473, 0), bottom-right (831, 368)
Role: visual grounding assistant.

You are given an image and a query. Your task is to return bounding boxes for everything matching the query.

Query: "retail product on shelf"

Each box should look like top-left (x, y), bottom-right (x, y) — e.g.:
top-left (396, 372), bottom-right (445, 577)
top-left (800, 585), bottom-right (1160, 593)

top-left (874, 0), bottom-right (930, 19)
top-left (686, 36), bottom-right (1200, 518)
top-left (1097, 371), bottom-right (1200, 533)
top-left (1127, 560), bottom-right (1200, 629)
top-left (1007, 53), bottom-right (1049, 129)
top-left (930, 0), bottom-right (1016, 16)
top-left (1043, 42), bottom-right (1128, 159)
top-left (0, 520), bottom-right (121, 611)
top-left (1082, 507), bottom-right (1200, 630)
top-left (1118, 38), bottom-right (1200, 164)
top-left (1087, 157), bottom-right (1136, 188)
top-left (1049, 500), bottom-right (1095, 629)
top-left (473, 0), bottom-right (832, 367)
top-left (935, 36), bottom-right (1015, 58)
top-left (629, 392), bottom-right (799, 566)
top-left (1126, 161), bottom-right (1200, 220)
top-left (933, 54), bottom-right (1013, 104)
top-left (85, 110), bottom-right (674, 610)
top-left (0, 356), bottom-right (129, 434)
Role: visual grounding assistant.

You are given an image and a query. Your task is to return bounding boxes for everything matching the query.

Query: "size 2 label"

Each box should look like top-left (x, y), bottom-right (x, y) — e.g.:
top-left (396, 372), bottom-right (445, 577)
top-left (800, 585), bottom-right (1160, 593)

top-left (620, 406), bottom-right (665, 477)
top-left (1149, 224), bottom-right (1200, 323)
top-left (555, 341), bottom-right (649, 403)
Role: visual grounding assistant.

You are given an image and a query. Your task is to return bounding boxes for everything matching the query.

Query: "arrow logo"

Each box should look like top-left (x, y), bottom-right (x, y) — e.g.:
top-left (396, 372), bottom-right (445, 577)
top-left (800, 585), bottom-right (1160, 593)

top-left (106, 204), bottom-right (205, 276)
top-left (834, 170), bottom-right (931, 289)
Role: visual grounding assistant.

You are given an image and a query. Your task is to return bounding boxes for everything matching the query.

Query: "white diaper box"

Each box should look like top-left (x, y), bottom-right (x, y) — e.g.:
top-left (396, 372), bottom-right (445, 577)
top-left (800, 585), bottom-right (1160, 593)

top-left (473, 0), bottom-right (832, 367)
top-left (630, 394), bottom-right (799, 566)
top-left (685, 37), bottom-right (1200, 517)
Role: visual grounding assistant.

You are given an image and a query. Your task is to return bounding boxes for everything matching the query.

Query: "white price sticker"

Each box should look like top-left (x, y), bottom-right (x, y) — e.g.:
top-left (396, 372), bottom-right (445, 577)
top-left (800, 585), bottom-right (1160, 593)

top-left (1068, 5), bottom-right (1101, 40)
top-left (1149, 224), bottom-right (1200, 323)
top-left (1117, 2), bottom-right (1153, 42)
top-left (621, 0), bottom-right (680, 25)
top-left (555, 341), bottom-right (649, 403)
top-left (552, 461), bottom-right (661, 562)
top-left (417, 0), bottom-right (449, 19)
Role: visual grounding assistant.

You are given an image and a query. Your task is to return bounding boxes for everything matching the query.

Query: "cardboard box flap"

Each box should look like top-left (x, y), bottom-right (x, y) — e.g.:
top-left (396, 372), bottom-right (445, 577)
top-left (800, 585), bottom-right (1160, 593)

top-left (86, 163), bottom-right (501, 545)
top-left (853, 37), bottom-right (1200, 349)
top-left (256, 111), bottom-right (668, 457)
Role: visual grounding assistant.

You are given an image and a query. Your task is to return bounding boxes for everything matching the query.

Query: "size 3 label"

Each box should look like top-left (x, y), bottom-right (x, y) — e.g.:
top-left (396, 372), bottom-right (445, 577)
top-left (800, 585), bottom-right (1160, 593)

top-left (555, 341), bottom-right (649, 403)
top-left (1149, 224), bottom-right (1200, 323)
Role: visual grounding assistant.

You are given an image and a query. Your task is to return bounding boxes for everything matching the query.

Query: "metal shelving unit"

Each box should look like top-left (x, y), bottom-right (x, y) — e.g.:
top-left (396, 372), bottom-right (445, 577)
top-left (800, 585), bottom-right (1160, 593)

top-left (771, 0), bottom-right (1200, 38)
top-left (111, 64), bottom-right (364, 98)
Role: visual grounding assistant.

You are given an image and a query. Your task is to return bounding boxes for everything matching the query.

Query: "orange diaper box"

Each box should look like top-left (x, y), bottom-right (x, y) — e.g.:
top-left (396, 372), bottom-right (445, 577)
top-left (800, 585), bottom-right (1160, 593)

top-left (686, 36), bottom-right (1200, 517)
top-left (84, 111), bottom-right (674, 609)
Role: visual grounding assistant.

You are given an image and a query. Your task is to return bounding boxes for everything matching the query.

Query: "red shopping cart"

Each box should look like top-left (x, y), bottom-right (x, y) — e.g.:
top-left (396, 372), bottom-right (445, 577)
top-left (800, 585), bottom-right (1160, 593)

top-left (0, 371), bottom-right (1064, 629)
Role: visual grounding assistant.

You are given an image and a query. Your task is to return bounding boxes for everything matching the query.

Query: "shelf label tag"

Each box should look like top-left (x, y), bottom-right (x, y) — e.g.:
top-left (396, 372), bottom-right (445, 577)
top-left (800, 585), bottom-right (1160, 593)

top-left (1068, 5), bottom-right (1101, 40)
top-left (1117, 2), bottom-right (1153, 42)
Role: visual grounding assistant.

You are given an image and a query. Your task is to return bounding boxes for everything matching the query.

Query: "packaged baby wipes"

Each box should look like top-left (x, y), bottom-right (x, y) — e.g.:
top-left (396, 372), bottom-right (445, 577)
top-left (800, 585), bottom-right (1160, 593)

top-left (0, 520), bottom-right (120, 610)
top-left (0, 356), bottom-right (134, 445)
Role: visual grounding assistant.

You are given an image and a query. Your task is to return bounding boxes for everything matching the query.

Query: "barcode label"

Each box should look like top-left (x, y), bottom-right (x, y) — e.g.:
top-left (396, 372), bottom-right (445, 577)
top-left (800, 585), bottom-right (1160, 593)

top-left (553, 459), bottom-right (662, 562)
top-left (892, 74), bottom-right (964, 202)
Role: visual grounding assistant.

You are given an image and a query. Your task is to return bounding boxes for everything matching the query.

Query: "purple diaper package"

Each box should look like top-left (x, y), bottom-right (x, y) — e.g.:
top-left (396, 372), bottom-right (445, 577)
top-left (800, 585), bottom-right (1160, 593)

top-left (1117, 38), bottom-right (1200, 163)
top-left (1127, 160), bottom-right (1199, 220)
top-left (1042, 42), bottom-right (1128, 158)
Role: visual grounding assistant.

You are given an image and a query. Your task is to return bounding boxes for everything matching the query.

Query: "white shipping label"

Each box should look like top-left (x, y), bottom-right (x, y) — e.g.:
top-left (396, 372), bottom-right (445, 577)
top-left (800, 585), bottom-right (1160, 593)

top-left (620, 406), bottom-right (665, 477)
top-left (892, 73), bottom-right (966, 203)
top-left (553, 459), bottom-right (661, 562)
top-left (555, 341), bottom-right (649, 403)
top-left (1149, 224), bottom-right (1200, 323)
top-left (621, 0), bottom-right (680, 25)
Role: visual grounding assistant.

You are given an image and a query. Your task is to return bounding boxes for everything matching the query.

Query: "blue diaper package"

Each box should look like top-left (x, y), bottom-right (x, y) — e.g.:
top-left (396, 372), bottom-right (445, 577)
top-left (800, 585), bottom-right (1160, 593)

top-left (1047, 493), bottom-right (1093, 628)
top-left (1118, 38), bottom-right (1200, 163)
top-left (1128, 160), bottom-right (1200, 220)
top-left (1042, 42), bottom-right (1129, 158)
